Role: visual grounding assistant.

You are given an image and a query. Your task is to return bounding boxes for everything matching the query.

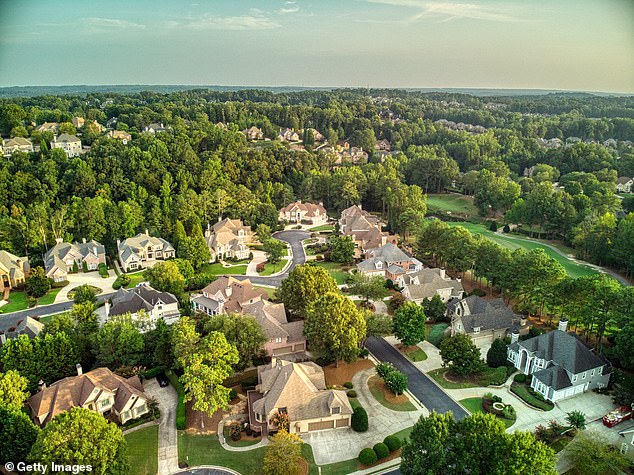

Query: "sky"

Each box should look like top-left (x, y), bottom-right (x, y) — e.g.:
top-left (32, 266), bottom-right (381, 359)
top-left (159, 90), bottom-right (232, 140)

top-left (0, 0), bottom-right (633, 93)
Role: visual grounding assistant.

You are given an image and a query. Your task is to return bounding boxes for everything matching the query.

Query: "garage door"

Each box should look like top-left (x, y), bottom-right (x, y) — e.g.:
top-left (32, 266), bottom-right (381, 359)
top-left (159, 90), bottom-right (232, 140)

top-left (273, 346), bottom-right (293, 355)
top-left (336, 418), bottom-right (349, 428)
top-left (308, 420), bottom-right (334, 431)
top-left (294, 343), bottom-right (305, 351)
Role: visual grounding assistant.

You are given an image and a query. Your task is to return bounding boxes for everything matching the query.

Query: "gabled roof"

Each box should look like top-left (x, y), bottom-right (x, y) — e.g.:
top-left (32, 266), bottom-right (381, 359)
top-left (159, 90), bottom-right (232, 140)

top-left (44, 240), bottom-right (104, 275)
top-left (279, 201), bottom-right (326, 218)
top-left (0, 315), bottom-right (43, 339)
top-left (109, 284), bottom-right (177, 316)
top-left (3, 137), bottom-right (33, 147)
top-left (617, 176), bottom-right (633, 185)
top-left (404, 268), bottom-right (464, 300)
top-left (118, 233), bottom-right (174, 260)
top-left (532, 365), bottom-right (572, 391)
top-left (199, 276), bottom-right (267, 314)
top-left (451, 296), bottom-right (517, 333)
top-left (53, 133), bottom-right (80, 144)
top-left (0, 250), bottom-right (27, 281)
top-left (242, 299), bottom-right (305, 342)
top-left (366, 242), bottom-right (410, 263)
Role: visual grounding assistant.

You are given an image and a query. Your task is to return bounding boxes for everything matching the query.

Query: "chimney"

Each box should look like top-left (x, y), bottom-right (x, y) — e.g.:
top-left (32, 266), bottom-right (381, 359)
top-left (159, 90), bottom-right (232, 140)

top-left (116, 239), bottom-right (121, 248)
top-left (76, 363), bottom-right (83, 376)
top-left (439, 268), bottom-right (446, 280)
top-left (520, 316), bottom-right (528, 327)
top-left (145, 229), bottom-right (149, 236)
top-left (55, 237), bottom-right (63, 244)
top-left (38, 379), bottom-right (46, 391)
top-left (271, 357), bottom-right (277, 367)
top-left (16, 258), bottom-right (23, 271)
top-left (82, 237), bottom-right (86, 244)
top-left (511, 329), bottom-right (520, 343)
top-left (558, 318), bottom-right (568, 332)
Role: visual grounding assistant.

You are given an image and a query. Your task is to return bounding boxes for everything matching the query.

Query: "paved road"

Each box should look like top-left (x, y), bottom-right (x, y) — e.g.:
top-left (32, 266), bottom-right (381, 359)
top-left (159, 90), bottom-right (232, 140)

top-left (0, 291), bottom-right (116, 319)
top-left (365, 336), bottom-right (468, 420)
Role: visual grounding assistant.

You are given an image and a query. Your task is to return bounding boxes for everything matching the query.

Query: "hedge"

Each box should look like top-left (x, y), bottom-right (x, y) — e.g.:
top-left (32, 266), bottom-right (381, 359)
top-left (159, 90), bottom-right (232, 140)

top-left (513, 373), bottom-right (527, 383)
top-left (376, 362), bottom-right (395, 379)
top-left (358, 448), bottom-right (377, 466)
top-left (144, 366), bottom-right (165, 380)
top-left (51, 279), bottom-right (69, 289)
top-left (166, 370), bottom-right (187, 430)
top-left (373, 442), bottom-right (390, 460)
top-left (346, 390), bottom-right (357, 398)
top-left (112, 274), bottom-right (131, 290)
top-left (383, 435), bottom-right (402, 452)
top-left (351, 406), bottom-right (368, 432)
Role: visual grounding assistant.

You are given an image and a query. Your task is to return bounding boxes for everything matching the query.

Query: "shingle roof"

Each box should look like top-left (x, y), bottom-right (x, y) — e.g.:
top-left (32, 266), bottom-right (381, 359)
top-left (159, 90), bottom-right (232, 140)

top-left (0, 250), bottom-right (27, 281)
top-left (242, 300), bottom-right (305, 343)
top-left (109, 285), bottom-right (177, 316)
top-left (532, 365), bottom-right (572, 391)
top-left (279, 201), bottom-right (327, 218)
top-left (451, 296), bottom-right (517, 333)
top-left (0, 315), bottom-right (43, 339)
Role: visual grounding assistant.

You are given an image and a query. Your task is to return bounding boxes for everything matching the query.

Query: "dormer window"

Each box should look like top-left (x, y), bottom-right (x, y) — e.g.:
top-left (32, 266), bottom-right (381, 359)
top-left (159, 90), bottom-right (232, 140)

top-left (332, 406), bottom-right (340, 415)
top-left (473, 327), bottom-right (480, 334)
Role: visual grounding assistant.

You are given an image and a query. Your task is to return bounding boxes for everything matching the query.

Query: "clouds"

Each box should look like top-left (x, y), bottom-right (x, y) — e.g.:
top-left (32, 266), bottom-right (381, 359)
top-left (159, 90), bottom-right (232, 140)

top-left (167, 14), bottom-right (280, 31)
top-left (83, 17), bottom-right (147, 31)
top-left (365, 0), bottom-right (520, 23)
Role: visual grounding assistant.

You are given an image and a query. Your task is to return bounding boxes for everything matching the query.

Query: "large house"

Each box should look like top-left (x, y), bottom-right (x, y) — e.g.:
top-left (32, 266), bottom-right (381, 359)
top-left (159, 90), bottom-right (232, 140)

top-left (243, 126), bottom-right (264, 141)
top-left (205, 219), bottom-right (252, 261)
top-left (279, 201), bottom-right (328, 226)
top-left (44, 238), bottom-right (106, 283)
top-left (51, 133), bottom-right (82, 157)
top-left (242, 300), bottom-right (306, 356)
top-left (107, 130), bottom-right (132, 144)
top-left (400, 268), bottom-right (464, 303)
top-left (357, 243), bottom-right (422, 282)
top-left (105, 284), bottom-right (180, 329)
top-left (248, 359), bottom-right (353, 435)
top-left (507, 319), bottom-right (611, 402)
top-left (617, 176), bottom-right (633, 194)
top-left (29, 366), bottom-right (150, 426)
top-left (278, 128), bottom-right (300, 142)
top-left (143, 123), bottom-right (167, 134)
top-left (0, 250), bottom-right (28, 292)
top-left (191, 276), bottom-right (267, 316)
top-left (72, 117), bottom-right (85, 128)
top-left (339, 205), bottom-right (392, 256)
top-left (2, 137), bottom-right (34, 157)
top-left (449, 296), bottom-right (520, 346)
top-left (0, 315), bottom-right (43, 344)
top-left (35, 122), bottom-right (59, 134)
top-left (117, 231), bottom-right (175, 272)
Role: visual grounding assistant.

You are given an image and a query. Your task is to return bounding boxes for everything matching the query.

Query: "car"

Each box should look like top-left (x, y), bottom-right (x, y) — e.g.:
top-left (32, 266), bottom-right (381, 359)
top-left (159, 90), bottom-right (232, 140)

top-left (156, 371), bottom-right (169, 387)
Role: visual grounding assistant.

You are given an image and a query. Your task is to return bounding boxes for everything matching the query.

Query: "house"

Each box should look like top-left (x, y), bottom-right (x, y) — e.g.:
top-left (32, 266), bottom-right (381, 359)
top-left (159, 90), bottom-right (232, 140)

top-left (0, 315), bottom-right (43, 344)
top-left (44, 238), bottom-right (106, 283)
top-left (89, 120), bottom-right (106, 133)
top-left (278, 128), bottom-right (300, 142)
top-left (375, 139), bottom-right (391, 151)
top-left (400, 267), bottom-right (464, 303)
top-left (247, 359), bottom-right (353, 435)
top-left (107, 130), bottom-right (132, 144)
top-left (72, 117), bottom-right (85, 128)
top-left (0, 250), bottom-right (29, 291)
top-left (105, 284), bottom-right (180, 329)
top-left (242, 300), bottom-right (306, 356)
top-left (449, 296), bottom-right (520, 346)
top-left (242, 126), bottom-right (264, 141)
top-left (507, 319), bottom-right (611, 402)
top-left (29, 365), bottom-right (150, 426)
top-left (339, 205), bottom-right (392, 256)
top-left (300, 128), bottom-right (325, 143)
top-left (143, 123), bottom-right (167, 134)
top-left (357, 243), bottom-right (422, 281)
top-left (617, 177), bottom-right (633, 194)
top-left (117, 231), bottom-right (175, 272)
top-left (51, 133), bottom-right (82, 157)
top-left (2, 137), bottom-right (34, 157)
top-left (279, 201), bottom-right (328, 226)
top-left (205, 218), bottom-right (252, 261)
top-left (35, 122), bottom-right (59, 134)
top-left (191, 276), bottom-right (268, 316)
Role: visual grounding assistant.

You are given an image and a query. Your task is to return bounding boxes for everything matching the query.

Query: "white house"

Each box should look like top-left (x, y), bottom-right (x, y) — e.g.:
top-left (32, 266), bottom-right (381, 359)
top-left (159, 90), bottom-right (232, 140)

top-left (51, 133), bottom-right (82, 157)
top-left (617, 177), bottom-right (633, 194)
top-left (105, 284), bottom-right (180, 329)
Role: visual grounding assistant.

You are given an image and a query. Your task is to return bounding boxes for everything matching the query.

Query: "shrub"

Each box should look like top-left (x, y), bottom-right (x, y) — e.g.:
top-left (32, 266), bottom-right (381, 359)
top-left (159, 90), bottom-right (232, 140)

top-left (98, 263), bottom-right (109, 278)
top-left (229, 388), bottom-right (238, 401)
top-left (502, 405), bottom-right (516, 419)
top-left (143, 367), bottom-right (165, 379)
top-left (376, 362), bottom-right (395, 379)
top-left (488, 220), bottom-right (498, 232)
top-left (112, 274), bottom-right (131, 290)
top-left (373, 442), bottom-right (390, 460)
top-left (343, 381), bottom-right (353, 389)
top-left (503, 225), bottom-right (510, 233)
top-left (229, 424), bottom-right (241, 441)
top-left (358, 448), bottom-right (378, 466)
top-left (383, 435), bottom-right (402, 452)
top-left (359, 348), bottom-right (369, 358)
top-left (469, 288), bottom-right (487, 297)
top-left (513, 373), bottom-right (527, 383)
top-left (351, 407), bottom-right (368, 432)
top-left (81, 261), bottom-right (88, 273)
top-left (256, 262), bottom-right (266, 272)
top-left (28, 296), bottom-right (37, 307)
top-left (72, 261), bottom-right (79, 273)
top-left (384, 370), bottom-right (408, 395)
top-left (185, 274), bottom-right (216, 291)
top-left (347, 390), bottom-right (357, 398)
top-left (50, 279), bottom-right (69, 288)
top-left (484, 392), bottom-right (502, 404)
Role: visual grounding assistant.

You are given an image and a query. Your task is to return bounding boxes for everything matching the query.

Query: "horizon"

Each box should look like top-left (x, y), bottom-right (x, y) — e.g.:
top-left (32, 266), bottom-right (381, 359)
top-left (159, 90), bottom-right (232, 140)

top-left (1, 0), bottom-right (633, 93)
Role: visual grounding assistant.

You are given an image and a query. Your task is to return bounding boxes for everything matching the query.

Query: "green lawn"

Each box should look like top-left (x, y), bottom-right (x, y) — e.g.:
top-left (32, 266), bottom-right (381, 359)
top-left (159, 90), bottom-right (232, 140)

top-left (309, 224), bottom-right (335, 232)
top-left (446, 222), bottom-right (598, 278)
top-left (406, 348), bottom-right (428, 362)
top-left (426, 323), bottom-right (449, 347)
top-left (259, 259), bottom-right (287, 276)
top-left (427, 367), bottom-right (508, 389)
top-left (367, 375), bottom-right (417, 412)
top-left (0, 287), bottom-right (64, 313)
top-left (124, 271), bottom-right (147, 288)
top-left (458, 397), bottom-right (515, 428)
top-left (178, 433), bottom-right (317, 475)
top-left (312, 261), bottom-right (351, 285)
top-left (254, 285), bottom-right (277, 299)
top-left (125, 425), bottom-right (158, 475)
top-left (510, 383), bottom-right (554, 411)
top-left (198, 262), bottom-right (248, 277)
top-left (426, 193), bottom-right (479, 217)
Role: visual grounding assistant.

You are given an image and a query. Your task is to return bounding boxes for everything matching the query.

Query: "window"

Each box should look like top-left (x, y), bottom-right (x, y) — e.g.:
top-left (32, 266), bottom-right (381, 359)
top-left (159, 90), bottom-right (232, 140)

top-left (275, 337), bottom-right (282, 343)
top-left (473, 327), bottom-right (480, 334)
top-left (332, 407), bottom-right (340, 415)
top-left (572, 375), bottom-right (577, 382)
top-left (591, 369), bottom-right (595, 377)
top-left (582, 372), bottom-right (586, 379)
top-left (101, 399), bottom-right (110, 408)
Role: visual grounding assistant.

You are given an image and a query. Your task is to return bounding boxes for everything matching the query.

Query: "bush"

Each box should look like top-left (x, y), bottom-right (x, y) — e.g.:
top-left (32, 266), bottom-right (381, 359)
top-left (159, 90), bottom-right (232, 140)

top-left (256, 262), bottom-right (266, 273)
top-left (384, 370), bottom-right (408, 395)
top-left (343, 381), bottom-right (353, 389)
top-left (351, 407), bottom-right (368, 432)
top-left (229, 424), bottom-right (241, 441)
top-left (383, 435), bottom-right (402, 452)
top-left (469, 288), bottom-right (487, 297)
top-left (373, 442), bottom-right (390, 460)
top-left (98, 263), bottom-right (109, 278)
top-left (28, 296), bottom-right (37, 307)
top-left (347, 390), bottom-right (357, 398)
top-left (513, 373), bottom-right (527, 383)
top-left (359, 348), bottom-right (369, 358)
top-left (112, 274), bottom-right (131, 290)
top-left (229, 388), bottom-right (238, 401)
top-left (488, 220), bottom-right (498, 232)
top-left (72, 261), bottom-right (79, 274)
top-left (503, 225), bottom-right (510, 233)
top-left (358, 448), bottom-right (378, 466)
top-left (143, 367), bottom-right (165, 379)
top-left (185, 274), bottom-right (216, 291)
top-left (50, 279), bottom-right (69, 288)
top-left (376, 362), bottom-right (395, 379)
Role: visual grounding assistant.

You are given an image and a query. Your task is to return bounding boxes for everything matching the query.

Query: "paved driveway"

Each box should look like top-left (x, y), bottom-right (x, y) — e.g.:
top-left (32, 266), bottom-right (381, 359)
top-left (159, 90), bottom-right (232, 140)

top-left (54, 270), bottom-right (117, 303)
top-left (145, 378), bottom-right (179, 475)
top-left (365, 337), bottom-right (468, 419)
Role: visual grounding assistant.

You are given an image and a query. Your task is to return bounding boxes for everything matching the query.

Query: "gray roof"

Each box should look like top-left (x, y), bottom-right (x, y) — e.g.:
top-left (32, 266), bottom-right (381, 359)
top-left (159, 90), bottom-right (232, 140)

top-left (367, 243), bottom-right (409, 262)
top-left (54, 133), bottom-right (80, 143)
top-left (109, 285), bottom-right (177, 316)
top-left (451, 296), bottom-right (517, 333)
top-left (0, 315), bottom-right (44, 339)
top-left (44, 240), bottom-right (105, 275)
top-left (191, 295), bottom-right (220, 312)
top-left (509, 330), bottom-right (608, 375)
top-left (532, 365), bottom-right (572, 391)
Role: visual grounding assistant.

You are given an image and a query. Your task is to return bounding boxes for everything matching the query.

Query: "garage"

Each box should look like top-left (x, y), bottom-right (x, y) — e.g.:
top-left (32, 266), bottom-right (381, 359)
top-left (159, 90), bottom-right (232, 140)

top-left (335, 418), bottom-right (349, 428)
top-left (308, 420), bottom-right (334, 431)
top-left (294, 343), bottom-right (305, 351)
top-left (273, 346), bottom-right (293, 355)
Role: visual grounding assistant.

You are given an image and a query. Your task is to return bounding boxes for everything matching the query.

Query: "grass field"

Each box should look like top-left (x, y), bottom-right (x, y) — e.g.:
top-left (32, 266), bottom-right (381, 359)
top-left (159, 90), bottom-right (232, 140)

top-left (426, 193), bottom-right (479, 217)
top-left (124, 271), bottom-right (147, 288)
top-left (309, 224), bottom-right (335, 232)
top-left (427, 367), bottom-right (508, 389)
top-left (198, 262), bottom-right (248, 276)
top-left (312, 261), bottom-right (351, 285)
top-left (254, 285), bottom-right (277, 299)
top-left (0, 287), bottom-right (63, 313)
top-left (406, 348), bottom-right (428, 362)
top-left (446, 222), bottom-right (598, 278)
top-left (259, 259), bottom-right (287, 276)
top-left (125, 425), bottom-right (158, 475)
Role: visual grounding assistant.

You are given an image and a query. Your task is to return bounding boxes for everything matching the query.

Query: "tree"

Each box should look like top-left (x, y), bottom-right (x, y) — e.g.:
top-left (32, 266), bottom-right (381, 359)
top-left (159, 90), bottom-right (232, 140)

top-left (278, 264), bottom-right (338, 318)
top-left (256, 223), bottom-right (272, 243)
top-left (203, 313), bottom-right (266, 370)
top-left (486, 338), bottom-right (509, 368)
top-left (173, 258), bottom-right (194, 280)
top-left (144, 260), bottom-right (185, 295)
top-left (72, 284), bottom-right (97, 304)
top-left (304, 292), bottom-right (366, 366)
top-left (400, 412), bottom-right (556, 475)
top-left (0, 370), bottom-right (30, 412)
top-left (28, 407), bottom-right (129, 475)
top-left (183, 221), bottom-right (211, 268)
top-left (0, 406), bottom-right (39, 464)
top-left (439, 334), bottom-right (484, 376)
top-left (263, 238), bottom-right (286, 264)
top-left (263, 430), bottom-right (303, 475)
top-left (347, 273), bottom-right (390, 304)
top-left (393, 302), bottom-right (426, 346)
top-left (92, 316), bottom-right (146, 369)
top-left (364, 312), bottom-right (393, 339)
top-left (25, 266), bottom-right (50, 298)
top-left (566, 410), bottom-right (587, 430)
top-left (328, 235), bottom-right (355, 264)
top-left (421, 294), bottom-right (447, 322)
top-left (564, 430), bottom-right (630, 475)
top-left (384, 370), bottom-right (408, 395)
top-left (172, 317), bottom-right (239, 415)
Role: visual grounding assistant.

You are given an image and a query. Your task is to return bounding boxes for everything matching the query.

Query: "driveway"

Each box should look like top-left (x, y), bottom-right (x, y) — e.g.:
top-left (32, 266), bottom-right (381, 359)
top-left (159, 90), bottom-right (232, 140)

top-left (303, 368), bottom-right (426, 465)
top-left (144, 378), bottom-right (179, 475)
top-left (54, 270), bottom-right (117, 303)
top-left (365, 337), bottom-right (468, 419)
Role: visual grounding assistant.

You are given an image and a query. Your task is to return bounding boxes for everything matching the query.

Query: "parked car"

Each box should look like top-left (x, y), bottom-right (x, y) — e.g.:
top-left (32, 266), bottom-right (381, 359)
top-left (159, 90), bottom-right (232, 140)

top-left (156, 371), bottom-right (169, 387)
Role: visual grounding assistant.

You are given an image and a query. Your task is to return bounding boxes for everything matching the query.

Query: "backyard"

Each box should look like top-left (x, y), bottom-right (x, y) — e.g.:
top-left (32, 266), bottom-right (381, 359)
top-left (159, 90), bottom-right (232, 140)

top-left (125, 425), bottom-right (159, 475)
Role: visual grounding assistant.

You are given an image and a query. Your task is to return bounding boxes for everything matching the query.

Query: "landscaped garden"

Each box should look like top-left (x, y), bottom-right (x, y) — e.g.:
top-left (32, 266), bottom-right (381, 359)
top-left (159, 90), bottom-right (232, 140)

top-left (510, 375), bottom-right (554, 411)
top-left (367, 375), bottom-right (417, 412)
top-left (125, 425), bottom-right (159, 475)
top-left (67, 285), bottom-right (102, 299)
top-left (123, 270), bottom-right (148, 288)
top-left (223, 423), bottom-right (262, 447)
top-left (400, 345), bottom-right (427, 362)
top-left (258, 259), bottom-right (287, 276)
top-left (428, 366), bottom-right (509, 389)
